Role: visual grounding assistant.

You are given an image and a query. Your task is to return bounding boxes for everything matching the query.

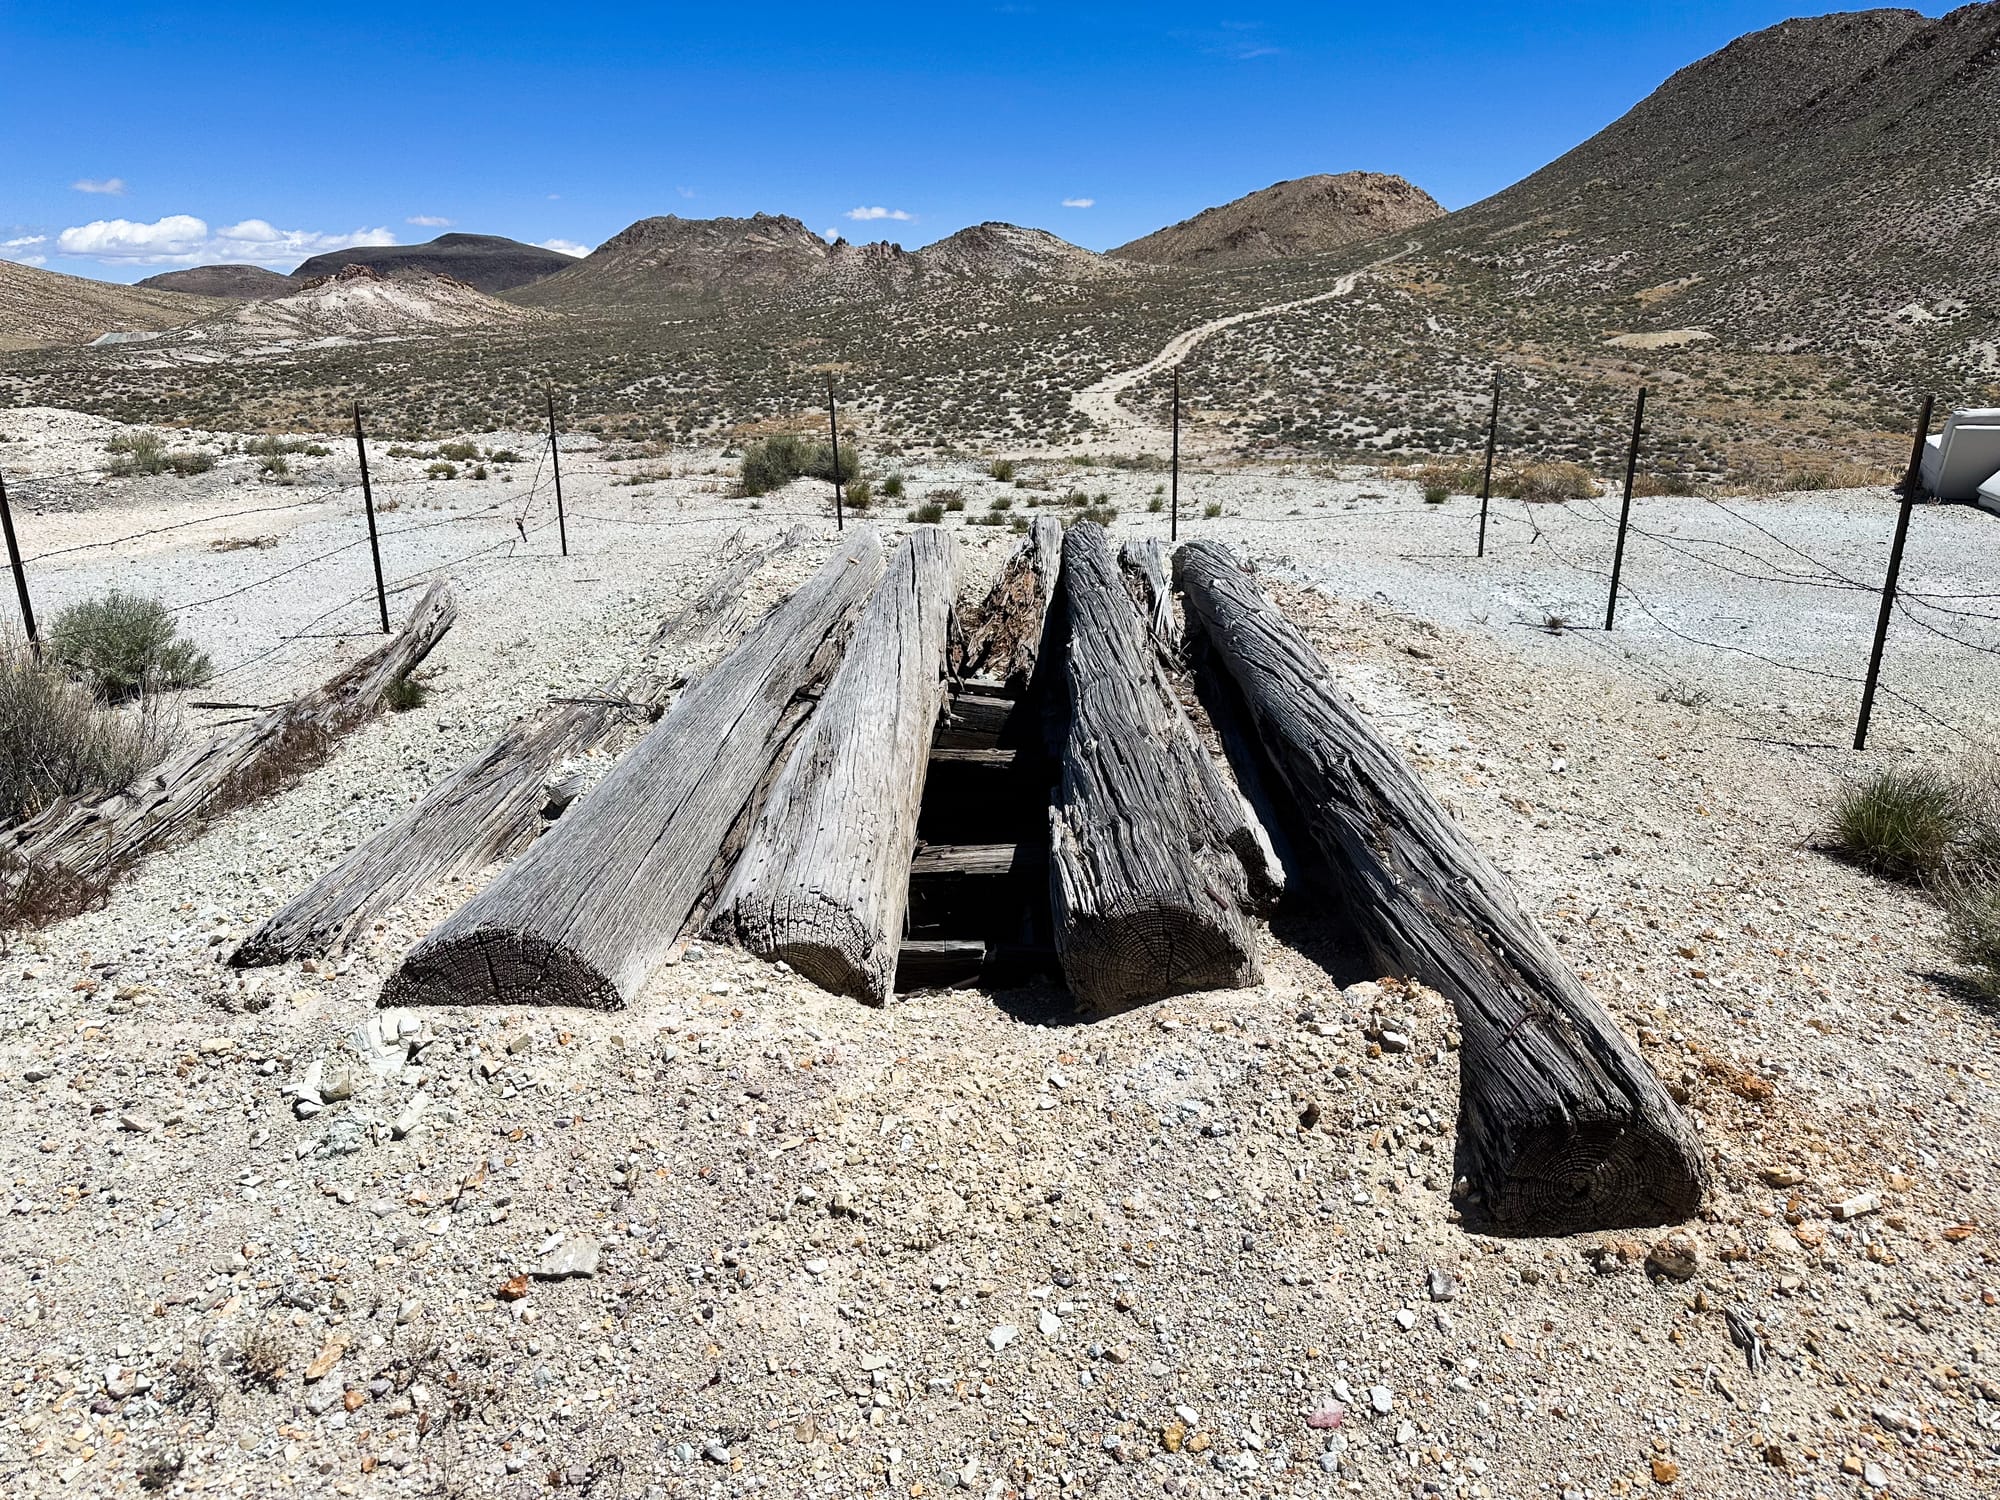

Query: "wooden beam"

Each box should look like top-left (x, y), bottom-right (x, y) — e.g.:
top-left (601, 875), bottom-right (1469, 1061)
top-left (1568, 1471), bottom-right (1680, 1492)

top-left (385, 529), bottom-right (887, 1009)
top-left (2, 581), bottom-right (456, 919)
top-left (1174, 539), bottom-right (1708, 1234)
top-left (955, 513), bottom-right (1062, 694)
top-left (712, 527), bottom-right (957, 1004)
top-left (1047, 522), bottom-right (1260, 1013)
top-left (234, 529), bottom-right (804, 965)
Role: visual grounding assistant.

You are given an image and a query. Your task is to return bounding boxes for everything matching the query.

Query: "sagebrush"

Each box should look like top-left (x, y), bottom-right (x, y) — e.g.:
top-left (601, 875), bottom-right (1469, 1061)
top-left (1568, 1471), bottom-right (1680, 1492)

top-left (45, 591), bottom-right (212, 701)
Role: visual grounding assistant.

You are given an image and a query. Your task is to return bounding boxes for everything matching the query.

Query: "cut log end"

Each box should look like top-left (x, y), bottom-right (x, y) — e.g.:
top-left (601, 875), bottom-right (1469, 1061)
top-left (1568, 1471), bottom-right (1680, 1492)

top-left (727, 896), bottom-right (892, 1008)
top-left (383, 929), bottom-right (623, 1011)
top-left (1477, 1114), bottom-right (1709, 1237)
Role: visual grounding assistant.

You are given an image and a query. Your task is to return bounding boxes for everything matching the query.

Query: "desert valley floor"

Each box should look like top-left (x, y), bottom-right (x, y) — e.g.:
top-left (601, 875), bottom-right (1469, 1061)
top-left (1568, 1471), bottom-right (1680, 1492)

top-left (0, 408), bottom-right (1994, 1498)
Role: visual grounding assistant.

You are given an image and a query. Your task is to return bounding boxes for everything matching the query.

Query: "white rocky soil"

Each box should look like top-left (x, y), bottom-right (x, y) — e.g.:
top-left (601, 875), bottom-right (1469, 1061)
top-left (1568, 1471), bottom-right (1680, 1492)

top-left (0, 409), bottom-right (1996, 1499)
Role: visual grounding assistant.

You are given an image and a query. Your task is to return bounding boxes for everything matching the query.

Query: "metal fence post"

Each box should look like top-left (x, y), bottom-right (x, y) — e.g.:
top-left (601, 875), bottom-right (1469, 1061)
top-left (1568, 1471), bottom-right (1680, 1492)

top-left (1170, 365), bottom-right (1180, 543)
top-left (353, 403), bottom-right (390, 634)
top-left (546, 388), bottom-right (569, 558)
top-left (1477, 375), bottom-right (1499, 559)
top-left (0, 466), bottom-right (37, 658)
top-left (825, 376), bottom-right (844, 532)
top-left (1854, 393), bottom-right (1934, 751)
top-left (1603, 387), bottom-right (1648, 631)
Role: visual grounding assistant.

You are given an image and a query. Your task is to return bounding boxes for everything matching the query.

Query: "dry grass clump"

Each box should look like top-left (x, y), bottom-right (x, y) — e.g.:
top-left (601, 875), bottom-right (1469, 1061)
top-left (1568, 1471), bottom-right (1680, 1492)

top-left (0, 644), bottom-right (175, 825)
top-left (1831, 766), bottom-right (1966, 882)
top-left (1400, 459), bottom-right (1598, 502)
top-left (1830, 758), bottom-right (2000, 999)
top-left (739, 433), bottom-right (858, 496)
top-left (45, 591), bottom-right (211, 701)
top-left (104, 430), bottom-right (213, 478)
top-left (1773, 459), bottom-right (1900, 494)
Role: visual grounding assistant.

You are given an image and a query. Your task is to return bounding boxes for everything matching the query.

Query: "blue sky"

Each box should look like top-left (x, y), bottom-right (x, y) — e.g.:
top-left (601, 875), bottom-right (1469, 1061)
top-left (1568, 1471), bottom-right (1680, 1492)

top-left (0, 1), bottom-right (1957, 282)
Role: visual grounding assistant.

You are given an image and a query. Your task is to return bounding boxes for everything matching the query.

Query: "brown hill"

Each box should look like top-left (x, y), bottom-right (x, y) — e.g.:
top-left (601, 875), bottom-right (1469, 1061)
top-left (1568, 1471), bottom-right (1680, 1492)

top-left (0, 260), bottom-right (210, 352)
top-left (138, 264), bottom-right (297, 300)
top-left (913, 223), bottom-right (1116, 280)
top-left (290, 233), bottom-right (574, 294)
top-left (514, 214), bottom-right (833, 308)
top-left (1111, 172), bottom-right (1444, 268)
top-left (1419, 4), bottom-right (1995, 359)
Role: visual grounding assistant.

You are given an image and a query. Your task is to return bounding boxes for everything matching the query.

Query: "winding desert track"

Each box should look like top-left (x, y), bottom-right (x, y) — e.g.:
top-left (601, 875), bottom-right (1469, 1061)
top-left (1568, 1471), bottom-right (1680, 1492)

top-left (1070, 245), bottom-right (1409, 448)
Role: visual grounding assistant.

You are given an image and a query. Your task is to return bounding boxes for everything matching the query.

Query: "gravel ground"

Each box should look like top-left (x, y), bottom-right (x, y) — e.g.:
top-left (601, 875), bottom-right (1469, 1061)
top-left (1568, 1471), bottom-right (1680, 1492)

top-left (0, 410), bottom-right (1997, 1500)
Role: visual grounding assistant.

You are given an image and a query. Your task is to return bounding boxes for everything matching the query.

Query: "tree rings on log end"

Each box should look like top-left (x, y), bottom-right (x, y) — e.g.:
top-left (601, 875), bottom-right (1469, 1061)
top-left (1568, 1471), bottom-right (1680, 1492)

top-left (383, 930), bottom-right (623, 1010)
top-left (1470, 1115), bottom-right (1708, 1237)
top-left (1051, 887), bottom-right (1261, 1017)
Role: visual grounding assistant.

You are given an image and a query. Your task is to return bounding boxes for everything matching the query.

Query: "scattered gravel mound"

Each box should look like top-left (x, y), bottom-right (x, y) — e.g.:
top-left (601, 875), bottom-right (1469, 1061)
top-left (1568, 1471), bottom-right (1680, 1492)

top-left (1111, 172), bottom-right (1445, 268)
top-left (215, 265), bottom-right (540, 339)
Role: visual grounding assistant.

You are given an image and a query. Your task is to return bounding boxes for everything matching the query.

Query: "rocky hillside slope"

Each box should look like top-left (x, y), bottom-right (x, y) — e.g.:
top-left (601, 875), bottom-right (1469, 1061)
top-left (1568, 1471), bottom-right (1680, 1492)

top-left (290, 233), bottom-right (575, 295)
top-left (1112, 172), bottom-right (1444, 268)
top-left (0, 260), bottom-right (210, 351)
top-left (1419, 4), bottom-right (1999, 368)
top-left (138, 265), bottom-right (297, 300)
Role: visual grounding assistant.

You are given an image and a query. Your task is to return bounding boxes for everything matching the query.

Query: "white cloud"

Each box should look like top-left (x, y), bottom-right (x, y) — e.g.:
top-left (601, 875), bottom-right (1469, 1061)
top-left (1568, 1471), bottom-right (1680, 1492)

top-left (1, 234), bottom-right (48, 266)
top-left (538, 238), bottom-right (591, 257)
top-left (845, 206), bottom-right (914, 222)
top-left (71, 178), bottom-right (126, 196)
top-left (407, 214), bottom-right (454, 228)
top-left (822, 227), bottom-right (840, 243)
top-left (677, 186), bottom-right (697, 199)
top-left (1061, 197), bottom-right (1095, 208)
top-left (55, 215), bottom-right (397, 267)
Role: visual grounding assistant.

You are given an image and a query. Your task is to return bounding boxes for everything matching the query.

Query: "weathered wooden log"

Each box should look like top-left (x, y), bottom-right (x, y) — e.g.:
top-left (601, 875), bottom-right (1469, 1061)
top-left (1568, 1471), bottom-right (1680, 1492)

top-left (1048, 523), bottom-right (1259, 1013)
top-left (956, 513), bottom-right (1062, 693)
top-left (1, 581), bottom-right (456, 918)
top-left (233, 530), bottom-right (802, 965)
top-left (1173, 540), bottom-right (1708, 1234)
top-left (386, 529), bottom-right (886, 1010)
top-left (712, 527), bottom-right (956, 1004)
top-left (1119, 537), bottom-right (1178, 651)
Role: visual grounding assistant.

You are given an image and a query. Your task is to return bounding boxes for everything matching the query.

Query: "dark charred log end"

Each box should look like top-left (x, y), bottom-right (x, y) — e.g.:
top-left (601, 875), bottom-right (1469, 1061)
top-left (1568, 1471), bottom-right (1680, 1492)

top-left (385, 930), bottom-right (624, 1010)
top-left (1473, 1115), bottom-right (1709, 1237)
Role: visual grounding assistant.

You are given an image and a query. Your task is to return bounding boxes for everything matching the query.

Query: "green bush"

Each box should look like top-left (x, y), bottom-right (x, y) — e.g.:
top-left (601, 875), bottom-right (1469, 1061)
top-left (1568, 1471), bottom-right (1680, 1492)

top-left (989, 458), bottom-right (1017, 482)
top-left (739, 434), bottom-right (860, 497)
top-left (45, 590), bottom-right (212, 701)
top-left (1147, 496), bottom-right (1164, 513)
top-left (437, 441), bottom-right (480, 462)
top-left (846, 479), bottom-right (873, 510)
top-left (909, 502), bottom-right (945, 524)
top-left (384, 676), bottom-right (427, 712)
top-left (1943, 881), bottom-right (2000, 1000)
top-left (989, 495), bottom-right (1014, 512)
top-left (0, 646), bottom-right (174, 824)
top-left (1203, 501), bottom-right (1223, 519)
top-left (881, 474), bottom-right (905, 499)
top-left (106, 431), bottom-right (214, 478)
top-left (1423, 483), bottom-right (1449, 505)
top-left (425, 461), bottom-right (456, 480)
top-left (1831, 768), bottom-right (1965, 882)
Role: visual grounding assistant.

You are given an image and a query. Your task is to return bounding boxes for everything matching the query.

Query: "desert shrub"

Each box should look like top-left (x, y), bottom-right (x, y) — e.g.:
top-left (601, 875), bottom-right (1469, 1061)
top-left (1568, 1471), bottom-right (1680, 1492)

top-left (1942, 881), bottom-right (2000, 1000)
top-left (1631, 473), bottom-right (1698, 498)
top-left (1147, 496), bottom-right (1164, 513)
top-left (846, 478), bottom-right (873, 510)
top-left (989, 495), bottom-right (1014, 512)
top-left (1075, 503), bottom-right (1117, 527)
top-left (106, 431), bottom-right (213, 478)
top-left (1777, 461), bottom-right (1897, 493)
top-left (0, 646), bottom-right (174, 824)
top-left (45, 591), bottom-right (211, 701)
top-left (1831, 767), bottom-right (1965, 882)
top-left (425, 461), bottom-right (456, 480)
top-left (1409, 461), bottom-right (1481, 495)
top-left (881, 474), bottom-right (905, 499)
top-left (989, 458), bottom-right (1017, 482)
top-left (909, 502), bottom-right (945, 524)
top-left (739, 435), bottom-right (858, 497)
top-left (1423, 483), bottom-right (1449, 505)
top-left (1203, 501), bottom-right (1223, 519)
top-left (437, 441), bottom-right (480, 462)
top-left (942, 493), bottom-right (967, 512)
top-left (470, 463), bottom-right (489, 481)
top-left (488, 448), bottom-right (523, 463)
top-left (247, 436), bottom-right (329, 459)
top-left (1061, 489), bottom-right (1090, 507)
top-left (384, 676), bottom-right (427, 712)
top-left (1506, 462), bottom-right (1598, 503)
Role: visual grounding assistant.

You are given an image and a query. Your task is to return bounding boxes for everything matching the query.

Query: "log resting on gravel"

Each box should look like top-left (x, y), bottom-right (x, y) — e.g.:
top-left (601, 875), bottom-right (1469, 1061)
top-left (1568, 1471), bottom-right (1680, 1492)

top-left (1048, 522), bottom-right (1260, 1013)
top-left (1173, 540), bottom-right (1708, 1234)
top-left (713, 527), bottom-right (956, 1004)
top-left (233, 529), bottom-right (803, 966)
top-left (1, 580), bottom-right (456, 915)
top-left (955, 513), bottom-right (1062, 693)
top-left (386, 529), bottom-right (886, 1010)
